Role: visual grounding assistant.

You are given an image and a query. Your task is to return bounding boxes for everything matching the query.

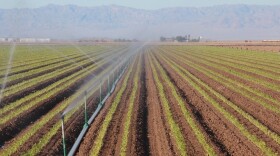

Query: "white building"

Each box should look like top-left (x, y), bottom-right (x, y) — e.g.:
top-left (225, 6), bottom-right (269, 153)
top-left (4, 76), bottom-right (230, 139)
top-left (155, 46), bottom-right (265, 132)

top-left (36, 38), bottom-right (51, 43)
top-left (19, 38), bottom-right (37, 43)
top-left (19, 38), bottom-right (51, 43)
top-left (7, 38), bottom-right (16, 42)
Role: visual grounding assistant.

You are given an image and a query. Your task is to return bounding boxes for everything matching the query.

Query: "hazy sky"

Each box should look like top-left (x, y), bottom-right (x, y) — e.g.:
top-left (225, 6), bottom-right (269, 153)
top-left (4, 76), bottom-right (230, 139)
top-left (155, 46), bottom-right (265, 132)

top-left (1, 0), bottom-right (280, 9)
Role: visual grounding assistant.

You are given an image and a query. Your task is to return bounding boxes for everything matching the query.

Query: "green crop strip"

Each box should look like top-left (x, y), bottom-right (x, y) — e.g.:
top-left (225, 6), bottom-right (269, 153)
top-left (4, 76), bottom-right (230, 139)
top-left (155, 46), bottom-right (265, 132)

top-left (148, 53), bottom-right (187, 156)
top-left (0, 45), bottom-right (106, 69)
top-left (159, 50), bottom-right (280, 145)
top-left (0, 58), bottom-right (108, 125)
top-left (0, 45), bottom-right (106, 75)
top-left (23, 64), bottom-right (118, 155)
top-left (169, 49), bottom-right (280, 105)
top-left (1, 46), bottom-right (127, 99)
top-left (120, 54), bottom-right (141, 156)
top-left (170, 46), bottom-right (280, 74)
top-left (2, 59), bottom-right (94, 96)
top-left (165, 48), bottom-right (280, 93)
top-left (182, 48), bottom-right (280, 74)
top-left (0, 49), bottom-right (106, 84)
top-left (0, 49), bottom-right (125, 117)
top-left (89, 57), bottom-right (135, 156)
top-left (151, 52), bottom-right (216, 156)
top-left (162, 50), bottom-right (280, 113)
top-left (158, 52), bottom-right (278, 155)
top-left (179, 46), bottom-right (280, 66)
top-left (0, 45), bottom-right (123, 90)
top-left (0, 61), bottom-right (116, 156)
top-left (173, 48), bottom-right (280, 82)
top-left (175, 47), bottom-right (280, 76)
top-left (1, 50), bottom-right (113, 95)
top-left (0, 61), bottom-right (103, 124)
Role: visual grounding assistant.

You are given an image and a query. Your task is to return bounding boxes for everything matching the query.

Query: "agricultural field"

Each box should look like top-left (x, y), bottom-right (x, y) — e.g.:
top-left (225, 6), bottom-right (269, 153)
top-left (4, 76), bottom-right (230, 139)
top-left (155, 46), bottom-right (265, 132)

top-left (0, 44), bottom-right (133, 155)
top-left (0, 44), bottom-right (280, 155)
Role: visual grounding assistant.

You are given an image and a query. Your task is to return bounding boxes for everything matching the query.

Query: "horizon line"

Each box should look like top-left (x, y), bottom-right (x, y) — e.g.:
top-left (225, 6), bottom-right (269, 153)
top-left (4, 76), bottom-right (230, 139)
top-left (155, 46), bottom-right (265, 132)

top-left (0, 3), bottom-right (279, 10)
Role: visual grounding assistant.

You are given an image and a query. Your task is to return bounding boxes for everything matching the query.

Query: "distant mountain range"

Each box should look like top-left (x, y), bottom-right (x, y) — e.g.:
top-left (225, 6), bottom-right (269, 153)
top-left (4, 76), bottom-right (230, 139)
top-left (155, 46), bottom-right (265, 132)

top-left (0, 4), bottom-right (280, 40)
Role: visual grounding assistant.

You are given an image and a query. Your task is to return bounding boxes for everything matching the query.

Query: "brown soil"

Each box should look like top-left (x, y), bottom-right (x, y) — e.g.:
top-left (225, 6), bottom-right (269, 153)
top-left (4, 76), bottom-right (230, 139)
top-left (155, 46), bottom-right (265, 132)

top-left (156, 51), bottom-right (280, 153)
top-left (0, 59), bottom-right (97, 107)
top-left (2, 45), bottom-right (280, 156)
top-left (165, 51), bottom-right (280, 133)
top-left (154, 52), bottom-right (263, 155)
top-left (171, 48), bottom-right (280, 85)
top-left (223, 45), bottom-right (280, 53)
top-left (98, 65), bottom-right (135, 156)
top-left (0, 62), bottom-right (111, 146)
top-left (77, 52), bottom-right (177, 156)
top-left (0, 53), bottom-right (80, 77)
top-left (144, 52), bottom-right (175, 156)
top-left (76, 58), bottom-right (137, 156)
top-left (27, 63), bottom-right (122, 155)
top-left (150, 54), bottom-right (208, 155)
top-left (133, 54), bottom-right (150, 156)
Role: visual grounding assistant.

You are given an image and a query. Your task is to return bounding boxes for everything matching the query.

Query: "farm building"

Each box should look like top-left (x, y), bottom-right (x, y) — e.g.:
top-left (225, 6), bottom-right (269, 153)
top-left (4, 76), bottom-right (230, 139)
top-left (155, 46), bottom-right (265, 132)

top-left (19, 38), bottom-right (51, 43)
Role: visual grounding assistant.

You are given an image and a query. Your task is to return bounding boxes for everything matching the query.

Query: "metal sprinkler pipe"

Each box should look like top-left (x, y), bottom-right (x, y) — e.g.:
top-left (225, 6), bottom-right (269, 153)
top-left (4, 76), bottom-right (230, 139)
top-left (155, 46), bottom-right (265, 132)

top-left (61, 115), bottom-right (67, 156)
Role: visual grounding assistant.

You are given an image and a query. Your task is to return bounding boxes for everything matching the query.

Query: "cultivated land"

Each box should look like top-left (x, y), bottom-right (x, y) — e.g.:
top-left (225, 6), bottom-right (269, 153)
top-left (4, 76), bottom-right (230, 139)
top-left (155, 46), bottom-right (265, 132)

top-left (0, 43), bottom-right (280, 155)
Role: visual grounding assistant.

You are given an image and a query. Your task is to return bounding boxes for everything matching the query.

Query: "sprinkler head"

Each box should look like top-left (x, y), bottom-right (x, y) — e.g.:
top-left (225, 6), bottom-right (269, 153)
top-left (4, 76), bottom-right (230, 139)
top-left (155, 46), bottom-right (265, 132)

top-left (61, 113), bottom-right (65, 120)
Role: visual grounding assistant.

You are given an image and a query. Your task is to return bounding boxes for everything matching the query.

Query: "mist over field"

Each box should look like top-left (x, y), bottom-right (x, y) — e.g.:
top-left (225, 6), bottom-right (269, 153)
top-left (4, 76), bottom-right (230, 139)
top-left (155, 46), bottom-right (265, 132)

top-left (1, 4), bottom-right (280, 40)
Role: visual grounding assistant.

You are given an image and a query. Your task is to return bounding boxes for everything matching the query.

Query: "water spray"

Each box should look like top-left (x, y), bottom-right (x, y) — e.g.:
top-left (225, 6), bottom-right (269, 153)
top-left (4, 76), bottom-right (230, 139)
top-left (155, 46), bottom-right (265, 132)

top-left (58, 43), bottom-right (147, 155)
top-left (107, 75), bottom-right (110, 95)
top-left (99, 80), bottom-right (102, 105)
top-left (0, 42), bottom-right (16, 105)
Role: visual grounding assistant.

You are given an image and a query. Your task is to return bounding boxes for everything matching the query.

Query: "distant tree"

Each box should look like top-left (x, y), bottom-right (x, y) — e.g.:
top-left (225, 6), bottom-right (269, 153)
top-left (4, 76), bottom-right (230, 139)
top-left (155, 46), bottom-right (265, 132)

top-left (160, 36), bottom-right (166, 42)
top-left (176, 36), bottom-right (185, 42)
top-left (190, 38), bottom-right (200, 42)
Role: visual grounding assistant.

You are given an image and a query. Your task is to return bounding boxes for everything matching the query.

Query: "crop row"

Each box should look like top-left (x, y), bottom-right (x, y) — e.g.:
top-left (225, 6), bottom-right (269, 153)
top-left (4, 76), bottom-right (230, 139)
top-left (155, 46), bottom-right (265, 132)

top-left (158, 48), bottom-right (280, 143)
top-left (89, 56), bottom-right (135, 156)
top-left (0, 48), bottom-right (128, 130)
top-left (120, 54), bottom-right (141, 156)
top-left (155, 48), bottom-right (278, 155)
top-left (1, 47), bottom-right (126, 102)
top-left (182, 46), bottom-right (280, 66)
top-left (23, 50), bottom-right (132, 155)
top-left (160, 49), bottom-right (280, 107)
top-left (0, 45), bottom-right (109, 70)
top-left (0, 49), bottom-right (107, 86)
top-left (148, 52), bottom-right (188, 155)
top-left (167, 47), bottom-right (280, 88)
top-left (150, 51), bottom-right (217, 155)
top-left (0, 45), bottom-right (123, 89)
top-left (22, 62), bottom-right (119, 155)
top-left (0, 59), bottom-right (107, 126)
top-left (181, 48), bottom-right (280, 79)
top-left (0, 45), bottom-right (89, 72)
top-left (169, 51), bottom-right (280, 112)
top-left (0, 48), bottom-right (127, 155)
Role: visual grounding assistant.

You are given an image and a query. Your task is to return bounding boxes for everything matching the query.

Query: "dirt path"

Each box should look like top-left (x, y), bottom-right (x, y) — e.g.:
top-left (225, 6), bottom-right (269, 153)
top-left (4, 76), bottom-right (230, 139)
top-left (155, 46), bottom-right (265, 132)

top-left (133, 53), bottom-right (150, 156)
top-left (145, 52), bottom-right (175, 156)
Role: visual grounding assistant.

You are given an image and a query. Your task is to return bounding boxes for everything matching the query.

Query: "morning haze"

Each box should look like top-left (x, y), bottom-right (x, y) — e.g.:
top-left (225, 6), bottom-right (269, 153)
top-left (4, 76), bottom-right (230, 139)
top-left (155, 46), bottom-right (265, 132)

top-left (0, 4), bottom-right (280, 40)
